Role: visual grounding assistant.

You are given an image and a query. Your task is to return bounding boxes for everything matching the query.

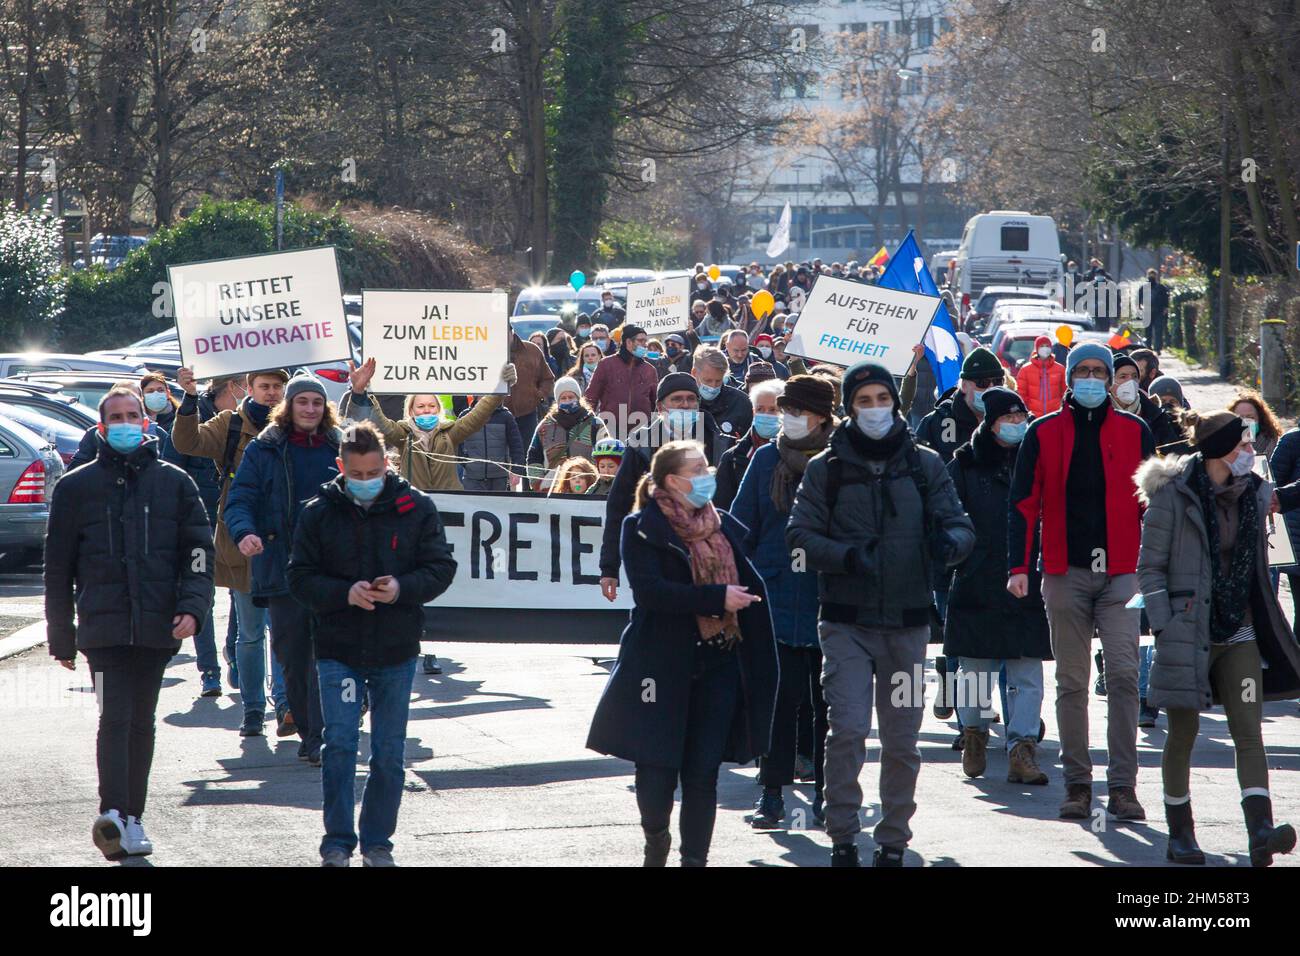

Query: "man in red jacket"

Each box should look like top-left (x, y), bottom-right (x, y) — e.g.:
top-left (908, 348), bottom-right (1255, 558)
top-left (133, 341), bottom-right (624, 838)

top-left (585, 323), bottom-right (658, 440)
top-left (1015, 334), bottom-right (1066, 417)
top-left (1007, 343), bottom-right (1155, 823)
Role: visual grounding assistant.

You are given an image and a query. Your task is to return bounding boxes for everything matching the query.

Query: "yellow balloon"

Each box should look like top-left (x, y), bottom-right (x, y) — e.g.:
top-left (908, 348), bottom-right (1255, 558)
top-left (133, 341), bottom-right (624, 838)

top-left (1056, 324), bottom-right (1074, 347)
top-left (751, 290), bottom-right (775, 321)
top-left (707, 264), bottom-right (721, 281)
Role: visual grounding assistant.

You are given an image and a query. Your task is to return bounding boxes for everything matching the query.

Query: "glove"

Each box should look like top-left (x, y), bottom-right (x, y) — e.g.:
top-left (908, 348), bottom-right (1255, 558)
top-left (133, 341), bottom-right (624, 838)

top-left (845, 541), bottom-right (876, 575)
top-left (501, 362), bottom-right (518, 387)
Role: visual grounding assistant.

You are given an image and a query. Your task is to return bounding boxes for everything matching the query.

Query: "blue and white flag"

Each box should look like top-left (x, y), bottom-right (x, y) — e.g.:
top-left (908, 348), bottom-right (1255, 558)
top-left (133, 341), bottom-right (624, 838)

top-left (877, 230), bottom-right (960, 393)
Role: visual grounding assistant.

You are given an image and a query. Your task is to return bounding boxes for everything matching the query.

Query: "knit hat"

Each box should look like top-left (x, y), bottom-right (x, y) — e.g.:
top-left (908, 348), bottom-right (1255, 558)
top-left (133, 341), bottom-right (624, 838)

top-left (979, 386), bottom-right (1027, 424)
top-left (1130, 347), bottom-right (1158, 371)
top-left (777, 374), bottom-right (836, 420)
top-left (553, 376), bottom-right (582, 401)
top-left (1147, 375), bottom-right (1186, 407)
top-left (960, 347), bottom-right (1002, 381)
top-left (665, 333), bottom-right (687, 346)
top-left (1188, 410), bottom-right (1247, 460)
top-left (621, 323), bottom-right (645, 344)
top-left (744, 361), bottom-right (777, 391)
top-left (285, 372), bottom-right (326, 403)
top-left (842, 360), bottom-right (898, 408)
top-left (657, 371), bottom-right (699, 402)
top-left (592, 438), bottom-right (625, 461)
top-left (1034, 334), bottom-right (1052, 351)
top-left (1111, 352), bottom-right (1139, 377)
top-left (1064, 342), bottom-right (1115, 381)
top-left (754, 333), bottom-right (774, 347)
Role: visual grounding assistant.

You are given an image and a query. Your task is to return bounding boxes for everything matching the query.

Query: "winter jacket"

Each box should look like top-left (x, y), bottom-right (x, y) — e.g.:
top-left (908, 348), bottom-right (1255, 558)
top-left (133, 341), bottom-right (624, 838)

top-left (584, 353), bottom-right (658, 438)
top-left (730, 442), bottom-right (819, 647)
top-left (598, 412), bottom-right (723, 579)
top-left (1269, 428), bottom-right (1300, 573)
top-left (347, 390), bottom-right (503, 492)
top-left (916, 390), bottom-right (980, 464)
top-left (457, 402), bottom-right (524, 484)
top-left (1137, 454), bottom-right (1300, 710)
top-left (44, 434), bottom-right (215, 660)
top-left (943, 427), bottom-right (1051, 660)
top-left (288, 473), bottom-right (457, 669)
top-left (701, 384), bottom-right (753, 446)
top-left (505, 333), bottom-right (555, 418)
top-left (1015, 355), bottom-right (1066, 418)
top-left (713, 431), bottom-right (768, 511)
top-left (160, 399), bottom-right (222, 525)
top-left (585, 498), bottom-right (778, 768)
top-left (785, 420), bottom-right (975, 629)
top-left (223, 422), bottom-right (343, 600)
top-left (525, 409), bottom-right (609, 487)
top-left (170, 394), bottom-right (267, 592)
top-left (654, 351), bottom-right (693, 377)
top-left (1116, 392), bottom-right (1182, 451)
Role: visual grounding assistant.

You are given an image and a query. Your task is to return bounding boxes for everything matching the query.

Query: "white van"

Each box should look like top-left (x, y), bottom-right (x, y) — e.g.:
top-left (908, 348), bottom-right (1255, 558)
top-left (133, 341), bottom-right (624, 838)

top-left (930, 250), bottom-right (959, 287)
top-left (952, 212), bottom-right (1062, 318)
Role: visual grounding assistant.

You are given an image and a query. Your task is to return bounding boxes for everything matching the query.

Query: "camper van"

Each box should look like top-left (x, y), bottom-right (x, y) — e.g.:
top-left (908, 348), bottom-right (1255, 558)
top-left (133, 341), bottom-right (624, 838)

top-left (951, 212), bottom-right (1062, 320)
top-left (930, 250), bottom-right (959, 287)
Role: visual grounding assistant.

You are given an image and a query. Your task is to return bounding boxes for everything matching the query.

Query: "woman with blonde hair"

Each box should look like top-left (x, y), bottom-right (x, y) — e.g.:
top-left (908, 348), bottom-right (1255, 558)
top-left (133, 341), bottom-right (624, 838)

top-left (586, 440), bottom-right (778, 866)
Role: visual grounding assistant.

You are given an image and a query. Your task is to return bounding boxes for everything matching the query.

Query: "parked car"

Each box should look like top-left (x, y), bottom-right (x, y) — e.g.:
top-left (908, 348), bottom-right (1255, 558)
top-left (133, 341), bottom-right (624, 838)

top-left (0, 403), bottom-right (84, 465)
top-left (512, 285), bottom-right (612, 327)
top-left (72, 233), bottom-right (149, 271)
top-left (966, 284), bottom-right (1055, 333)
top-left (0, 383), bottom-right (98, 430)
top-left (7, 372), bottom-right (179, 411)
top-left (0, 413), bottom-right (64, 571)
top-left (593, 268), bottom-right (657, 301)
top-left (0, 353), bottom-right (144, 378)
top-left (980, 301), bottom-right (1069, 343)
top-left (90, 348), bottom-right (185, 379)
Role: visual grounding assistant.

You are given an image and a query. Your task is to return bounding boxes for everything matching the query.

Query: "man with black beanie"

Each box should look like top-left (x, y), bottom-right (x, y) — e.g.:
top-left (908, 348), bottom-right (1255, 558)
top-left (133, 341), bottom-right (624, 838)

top-left (584, 322), bottom-right (658, 440)
top-left (787, 361), bottom-right (974, 867)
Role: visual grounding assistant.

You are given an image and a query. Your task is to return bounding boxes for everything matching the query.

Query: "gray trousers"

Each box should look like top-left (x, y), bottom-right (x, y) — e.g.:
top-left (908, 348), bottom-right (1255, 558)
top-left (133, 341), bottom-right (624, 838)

top-left (819, 621), bottom-right (928, 848)
top-left (1041, 568), bottom-right (1140, 790)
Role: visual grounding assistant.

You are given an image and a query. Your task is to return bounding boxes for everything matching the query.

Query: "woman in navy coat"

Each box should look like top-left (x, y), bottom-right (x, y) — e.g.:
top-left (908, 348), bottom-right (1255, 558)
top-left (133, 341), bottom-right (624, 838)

top-left (587, 440), bottom-right (778, 866)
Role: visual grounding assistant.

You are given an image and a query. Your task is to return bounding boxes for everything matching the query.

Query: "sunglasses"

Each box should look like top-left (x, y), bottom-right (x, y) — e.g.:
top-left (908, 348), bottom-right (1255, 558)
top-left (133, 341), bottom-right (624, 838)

top-left (969, 376), bottom-right (1001, 389)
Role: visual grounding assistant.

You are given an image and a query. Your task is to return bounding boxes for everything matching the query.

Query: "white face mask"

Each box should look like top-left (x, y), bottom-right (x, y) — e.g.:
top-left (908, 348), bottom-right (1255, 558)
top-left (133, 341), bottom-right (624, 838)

top-left (1037, 347), bottom-right (1052, 360)
top-left (855, 406), bottom-right (894, 439)
top-left (1228, 449), bottom-right (1256, 477)
top-left (781, 412), bottom-right (811, 440)
top-left (1115, 380), bottom-right (1139, 404)
top-left (759, 347), bottom-right (772, 359)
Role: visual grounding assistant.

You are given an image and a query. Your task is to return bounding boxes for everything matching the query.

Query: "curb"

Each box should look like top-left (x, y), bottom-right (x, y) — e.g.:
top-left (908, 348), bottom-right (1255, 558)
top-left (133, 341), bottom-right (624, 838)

top-left (0, 621), bottom-right (47, 662)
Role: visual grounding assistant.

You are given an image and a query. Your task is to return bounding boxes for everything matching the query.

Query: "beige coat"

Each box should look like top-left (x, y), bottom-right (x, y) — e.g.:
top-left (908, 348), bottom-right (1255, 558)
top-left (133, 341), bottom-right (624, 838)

top-left (348, 391), bottom-right (503, 491)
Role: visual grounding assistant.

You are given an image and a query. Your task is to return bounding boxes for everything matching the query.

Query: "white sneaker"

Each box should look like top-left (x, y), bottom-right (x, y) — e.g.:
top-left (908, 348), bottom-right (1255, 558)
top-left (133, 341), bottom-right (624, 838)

top-left (92, 810), bottom-right (127, 860)
top-left (123, 816), bottom-right (153, 856)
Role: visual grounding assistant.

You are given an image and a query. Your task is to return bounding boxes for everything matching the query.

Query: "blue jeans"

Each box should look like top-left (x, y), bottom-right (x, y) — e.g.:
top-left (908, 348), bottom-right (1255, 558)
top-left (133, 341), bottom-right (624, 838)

top-left (1139, 644), bottom-right (1153, 699)
top-left (191, 603), bottom-right (218, 676)
top-left (232, 589), bottom-right (268, 716)
top-left (317, 656), bottom-right (417, 857)
top-left (223, 592), bottom-right (238, 668)
top-left (956, 657), bottom-right (1044, 748)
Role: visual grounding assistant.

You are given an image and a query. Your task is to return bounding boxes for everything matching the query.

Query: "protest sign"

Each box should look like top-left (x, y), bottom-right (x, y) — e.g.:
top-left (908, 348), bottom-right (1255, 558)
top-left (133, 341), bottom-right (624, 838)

top-left (782, 274), bottom-right (940, 377)
top-left (168, 247), bottom-right (348, 378)
top-left (427, 491), bottom-right (632, 610)
top-left (362, 289), bottom-right (510, 395)
top-left (625, 276), bottom-right (690, 335)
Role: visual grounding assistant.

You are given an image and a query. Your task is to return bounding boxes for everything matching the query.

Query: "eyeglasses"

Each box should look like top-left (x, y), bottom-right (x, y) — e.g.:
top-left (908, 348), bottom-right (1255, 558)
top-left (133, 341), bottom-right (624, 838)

top-left (1072, 367), bottom-right (1110, 380)
top-left (969, 377), bottom-right (1001, 389)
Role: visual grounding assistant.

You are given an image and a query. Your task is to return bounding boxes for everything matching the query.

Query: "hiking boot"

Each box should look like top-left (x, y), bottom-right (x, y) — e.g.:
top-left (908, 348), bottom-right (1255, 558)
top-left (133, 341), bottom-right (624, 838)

top-left (362, 847), bottom-right (397, 867)
top-left (275, 707), bottom-right (296, 738)
top-left (307, 742), bottom-right (322, 767)
top-left (1242, 794), bottom-right (1297, 867)
top-left (961, 727), bottom-right (989, 778)
top-left (1007, 740), bottom-right (1049, 785)
top-left (830, 843), bottom-right (859, 867)
top-left (1059, 784), bottom-right (1092, 819)
top-left (794, 753), bottom-right (816, 782)
top-left (873, 845), bottom-right (905, 867)
top-left (1094, 650), bottom-right (1107, 697)
top-left (1138, 699), bottom-right (1160, 728)
top-left (1108, 787), bottom-right (1146, 821)
top-left (643, 828), bottom-right (671, 867)
top-left (239, 710), bottom-right (264, 737)
top-left (321, 848), bottom-right (350, 867)
top-left (751, 790), bottom-right (785, 829)
top-left (1164, 800), bottom-right (1205, 865)
top-left (932, 656), bottom-right (954, 719)
top-left (200, 670), bottom-right (222, 698)
top-left (422, 654), bottom-right (441, 675)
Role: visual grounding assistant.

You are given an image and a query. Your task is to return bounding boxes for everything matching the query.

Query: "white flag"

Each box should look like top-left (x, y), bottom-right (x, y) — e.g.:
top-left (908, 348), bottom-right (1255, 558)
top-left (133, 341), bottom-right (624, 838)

top-left (766, 202), bottom-right (792, 258)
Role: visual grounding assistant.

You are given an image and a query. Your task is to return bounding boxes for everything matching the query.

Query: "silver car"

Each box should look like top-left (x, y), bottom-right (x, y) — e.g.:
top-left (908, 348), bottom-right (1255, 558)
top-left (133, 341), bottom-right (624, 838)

top-left (0, 353), bottom-right (144, 378)
top-left (0, 413), bottom-right (64, 572)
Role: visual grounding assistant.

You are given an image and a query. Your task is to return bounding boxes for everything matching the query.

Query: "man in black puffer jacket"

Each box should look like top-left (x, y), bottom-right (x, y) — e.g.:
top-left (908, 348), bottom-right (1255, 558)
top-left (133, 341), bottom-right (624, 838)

top-left (288, 421), bottom-right (457, 867)
top-left (45, 386), bottom-right (215, 862)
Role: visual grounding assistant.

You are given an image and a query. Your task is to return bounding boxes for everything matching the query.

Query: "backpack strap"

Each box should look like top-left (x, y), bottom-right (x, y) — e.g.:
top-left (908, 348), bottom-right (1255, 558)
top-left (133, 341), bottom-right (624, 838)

top-left (823, 439), bottom-right (933, 552)
top-left (219, 411), bottom-right (245, 487)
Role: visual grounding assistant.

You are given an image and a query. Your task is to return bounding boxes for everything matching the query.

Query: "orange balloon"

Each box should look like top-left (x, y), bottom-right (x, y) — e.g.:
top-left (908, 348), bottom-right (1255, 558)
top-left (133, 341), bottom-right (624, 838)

top-left (1055, 324), bottom-right (1074, 347)
top-left (751, 290), bottom-right (775, 320)
top-left (707, 264), bottom-right (721, 281)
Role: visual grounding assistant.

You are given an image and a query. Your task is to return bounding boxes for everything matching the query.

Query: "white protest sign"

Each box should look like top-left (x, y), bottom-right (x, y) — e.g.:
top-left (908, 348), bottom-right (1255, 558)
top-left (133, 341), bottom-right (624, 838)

top-left (168, 247), bottom-right (348, 378)
top-left (1268, 514), bottom-right (1296, 568)
top-left (625, 275), bottom-right (690, 335)
top-left (361, 289), bottom-right (510, 395)
top-left (783, 274), bottom-right (940, 377)
top-left (427, 491), bottom-right (632, 609)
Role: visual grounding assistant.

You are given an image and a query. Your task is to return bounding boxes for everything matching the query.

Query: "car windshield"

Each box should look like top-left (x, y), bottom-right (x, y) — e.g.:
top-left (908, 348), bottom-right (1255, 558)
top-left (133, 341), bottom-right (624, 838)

top-left (977, 291), bottom-right (1046, 313)
top-left (1006, 339), bottom-right (1037, 367)
top-left (514, 293), bottom-right (606, 317)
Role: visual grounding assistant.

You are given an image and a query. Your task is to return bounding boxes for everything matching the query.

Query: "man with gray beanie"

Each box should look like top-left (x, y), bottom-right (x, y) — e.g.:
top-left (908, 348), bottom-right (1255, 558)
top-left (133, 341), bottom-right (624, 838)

top-left (787, 361), bottom-right (974, 866)
top-left (1008, 342), bottom-right (1155, 821)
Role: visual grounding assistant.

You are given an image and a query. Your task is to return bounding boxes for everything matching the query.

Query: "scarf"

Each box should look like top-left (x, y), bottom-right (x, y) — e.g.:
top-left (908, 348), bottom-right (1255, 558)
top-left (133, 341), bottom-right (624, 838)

top-left (551, 405), bottom-right (589, 432)
top-left (771, 419), bottom-right (834, 514)
top-left (242, 397), bottom-right (271, 429)
top-left (1192, 458), bottom-right (1258, 642)
top-left (652, 488), bottom-right (742, 644)
top-left (844, 417), bottom-right (908, 461)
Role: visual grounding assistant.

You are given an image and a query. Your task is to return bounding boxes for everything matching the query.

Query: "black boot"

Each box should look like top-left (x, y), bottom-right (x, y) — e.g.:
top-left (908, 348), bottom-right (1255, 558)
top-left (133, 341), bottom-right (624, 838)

top-left (1164, 801), bottom-right (1205, 865)
top-left (873, 845), bottom-right (905, 867)
top-left (680, 855), bottom-right (707, 867)
top-left (642, 828), bottom-right (671, 867)
top-left (1242, 795), bottom-right (1297, 868)
top-left (830, 843), bottom-right (859, 867)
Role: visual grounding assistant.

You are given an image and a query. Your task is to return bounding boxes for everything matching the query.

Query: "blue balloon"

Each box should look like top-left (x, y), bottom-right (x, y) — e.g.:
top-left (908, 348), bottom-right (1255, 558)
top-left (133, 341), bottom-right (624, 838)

top-left (568, 270), bottom-right (585, 292)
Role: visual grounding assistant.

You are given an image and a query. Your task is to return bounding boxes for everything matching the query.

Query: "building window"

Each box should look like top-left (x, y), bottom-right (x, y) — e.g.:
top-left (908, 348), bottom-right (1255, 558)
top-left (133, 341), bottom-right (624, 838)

top-left (916, 17), bottom-right (933, 47)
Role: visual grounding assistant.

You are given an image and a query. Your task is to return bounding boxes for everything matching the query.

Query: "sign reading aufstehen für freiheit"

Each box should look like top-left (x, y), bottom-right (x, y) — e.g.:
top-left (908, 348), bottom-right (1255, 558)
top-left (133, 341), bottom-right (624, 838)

top-left (783, 274), bottom-right (940, 377)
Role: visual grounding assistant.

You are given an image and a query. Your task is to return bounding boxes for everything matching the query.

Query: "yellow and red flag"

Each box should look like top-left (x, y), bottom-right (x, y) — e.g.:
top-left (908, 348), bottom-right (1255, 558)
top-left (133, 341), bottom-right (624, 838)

top-left (868, 245), bottom-right (890, 268)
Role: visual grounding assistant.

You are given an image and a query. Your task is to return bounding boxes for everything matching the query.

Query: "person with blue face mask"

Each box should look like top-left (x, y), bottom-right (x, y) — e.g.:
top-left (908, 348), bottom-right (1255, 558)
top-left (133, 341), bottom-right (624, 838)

top-left (942, 387), bottom-right (1051, 788)
top-left (288, 421), bottom-right (458, 868)
top-left (692, 346), bottom-right (753, 454)
top-left (583, 322), bottom-right (658, 441)
top-left (786, 361), bottom-right (974, 867)
top-left (713, 378), bottom-right (783, 510)
top-left (1008, 342), bottom-right (1156, 825)
top-left (525, 377), bottom-right (610, 491)
top-left (587, 439), bottom-right (778, 867)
